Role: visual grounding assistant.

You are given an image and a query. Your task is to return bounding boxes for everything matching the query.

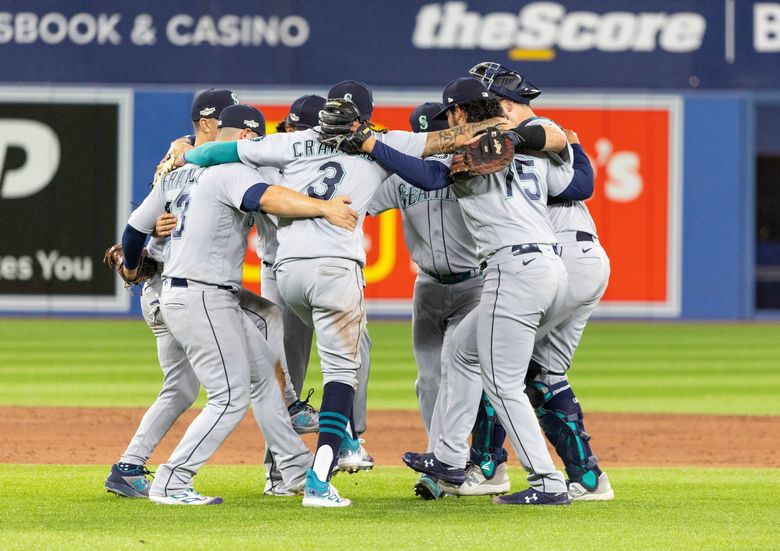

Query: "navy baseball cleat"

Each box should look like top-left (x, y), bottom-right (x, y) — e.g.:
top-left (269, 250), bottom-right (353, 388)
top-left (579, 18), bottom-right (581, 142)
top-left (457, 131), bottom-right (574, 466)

top-left (105, 463), bottom-right (152, 498)
top-left (402, 452), bottom-right (465, 485)
top-left (493, 488), bottom-right (571, 506)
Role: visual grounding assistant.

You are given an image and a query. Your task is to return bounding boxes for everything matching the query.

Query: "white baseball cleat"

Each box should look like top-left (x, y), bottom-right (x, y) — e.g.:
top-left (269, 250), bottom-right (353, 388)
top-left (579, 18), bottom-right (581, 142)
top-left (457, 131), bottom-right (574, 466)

top-left (149, 488), bottom-right (223, 505)
top-left (334, 437), bottom-right (374, 474)
top-left (439, 462), bottom-right (510, 496)
top-left (568, 472), bottom-right (614, 501)
top-left (301, 469), bottom-right (351, 508)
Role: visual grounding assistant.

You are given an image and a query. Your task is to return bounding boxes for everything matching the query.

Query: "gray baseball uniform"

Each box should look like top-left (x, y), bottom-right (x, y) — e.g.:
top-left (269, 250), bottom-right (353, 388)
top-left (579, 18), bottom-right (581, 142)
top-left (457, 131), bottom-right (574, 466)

top-left (433, 129), bottom-right (574, 494)
top-left (128, 162), bottom-right (311, 495)
top-left (236, 130), bottom-right (425, 392)
top-left (368, 159), bottom-right (482, 451)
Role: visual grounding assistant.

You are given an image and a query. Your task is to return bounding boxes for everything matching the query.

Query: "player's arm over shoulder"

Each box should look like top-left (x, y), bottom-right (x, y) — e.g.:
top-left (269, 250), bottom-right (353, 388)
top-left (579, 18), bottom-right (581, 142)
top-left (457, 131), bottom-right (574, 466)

top-left (236, 133), bottom-right (294, 169)
top-left (516, 117), bottom-right (569, 157)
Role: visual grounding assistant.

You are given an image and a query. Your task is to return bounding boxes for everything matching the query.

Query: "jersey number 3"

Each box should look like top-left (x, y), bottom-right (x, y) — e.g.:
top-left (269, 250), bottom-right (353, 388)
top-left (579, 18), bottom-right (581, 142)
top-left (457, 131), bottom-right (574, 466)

top-left (307, 161), bottom-right (344, 201)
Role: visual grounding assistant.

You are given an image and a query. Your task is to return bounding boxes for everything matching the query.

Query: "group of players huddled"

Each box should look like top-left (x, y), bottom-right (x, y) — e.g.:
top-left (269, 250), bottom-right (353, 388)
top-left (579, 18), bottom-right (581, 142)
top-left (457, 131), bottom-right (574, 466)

top-left (104, 62), bottom-right (613, 508)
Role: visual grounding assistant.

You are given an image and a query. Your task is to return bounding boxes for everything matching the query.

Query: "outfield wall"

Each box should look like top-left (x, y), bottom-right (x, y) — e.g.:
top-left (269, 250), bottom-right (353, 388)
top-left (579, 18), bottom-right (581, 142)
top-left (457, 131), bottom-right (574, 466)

top-left (0, 86), bottom-right (759, 319)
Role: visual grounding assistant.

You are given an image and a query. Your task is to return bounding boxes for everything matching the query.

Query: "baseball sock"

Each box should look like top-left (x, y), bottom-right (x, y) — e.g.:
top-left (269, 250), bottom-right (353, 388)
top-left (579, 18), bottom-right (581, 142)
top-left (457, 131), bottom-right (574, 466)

top-left (312, 381), bottom-right (354, 482)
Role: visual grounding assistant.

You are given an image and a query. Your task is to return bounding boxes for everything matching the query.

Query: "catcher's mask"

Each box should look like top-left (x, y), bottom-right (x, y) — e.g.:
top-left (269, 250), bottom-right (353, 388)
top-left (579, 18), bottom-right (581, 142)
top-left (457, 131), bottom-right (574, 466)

top-left (469, 62), bottom-right (541, 105)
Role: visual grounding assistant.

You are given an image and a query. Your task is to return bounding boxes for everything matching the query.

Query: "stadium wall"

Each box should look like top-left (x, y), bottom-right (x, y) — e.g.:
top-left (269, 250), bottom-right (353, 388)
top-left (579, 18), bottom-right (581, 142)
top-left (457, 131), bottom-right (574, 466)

top-left (0, 87), bottom-right (760, 319)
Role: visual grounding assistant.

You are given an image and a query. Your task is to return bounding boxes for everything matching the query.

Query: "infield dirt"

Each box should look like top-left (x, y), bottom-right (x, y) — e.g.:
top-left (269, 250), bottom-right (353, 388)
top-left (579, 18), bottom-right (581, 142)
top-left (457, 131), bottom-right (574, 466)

top-left (2, 407), bottom-right (778, 467)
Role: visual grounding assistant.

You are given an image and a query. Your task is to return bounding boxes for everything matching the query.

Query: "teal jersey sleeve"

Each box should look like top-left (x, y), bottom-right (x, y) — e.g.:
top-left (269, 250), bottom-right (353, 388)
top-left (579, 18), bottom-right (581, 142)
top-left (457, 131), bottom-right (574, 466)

top-left (184, 141), bottom-right (240, 166)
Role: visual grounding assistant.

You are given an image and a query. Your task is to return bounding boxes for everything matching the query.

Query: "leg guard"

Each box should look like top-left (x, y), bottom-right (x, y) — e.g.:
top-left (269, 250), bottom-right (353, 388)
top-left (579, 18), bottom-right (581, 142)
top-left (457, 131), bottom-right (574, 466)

top-left (470, 393), bottom-right (508, 479)
top-left (527, 382), bottom-right (601, 490)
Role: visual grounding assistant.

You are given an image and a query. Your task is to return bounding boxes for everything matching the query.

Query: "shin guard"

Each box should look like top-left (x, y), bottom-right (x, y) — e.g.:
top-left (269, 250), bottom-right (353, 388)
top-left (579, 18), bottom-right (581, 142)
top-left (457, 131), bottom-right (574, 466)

top-left (528, 382), bottom-right (601, 490)
top-left (470, 393), bottom-right (508, 478)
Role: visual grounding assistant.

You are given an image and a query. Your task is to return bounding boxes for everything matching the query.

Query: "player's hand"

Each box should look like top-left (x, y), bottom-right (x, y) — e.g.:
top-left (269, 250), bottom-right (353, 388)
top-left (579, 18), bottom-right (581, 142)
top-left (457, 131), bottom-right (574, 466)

top-left (153, 213), bottom-right (178, 238)
top-left (321, 196), bottom-right (358, 231)
top-left (564, 129), bottom-right (580, 145)
top-left (174, 154), bottom-right (187, 168)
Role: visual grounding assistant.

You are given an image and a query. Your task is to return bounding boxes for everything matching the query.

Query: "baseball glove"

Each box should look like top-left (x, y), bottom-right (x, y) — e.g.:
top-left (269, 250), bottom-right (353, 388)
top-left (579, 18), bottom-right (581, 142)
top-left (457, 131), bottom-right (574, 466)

top-left (151, 138), bottom-right (193, 188)
top-left (103, 244), bottom-right (158, 287)
top-left (450, 128), bottom-right (514, 179)
top-left (317, 98), bottom-right (372, 154)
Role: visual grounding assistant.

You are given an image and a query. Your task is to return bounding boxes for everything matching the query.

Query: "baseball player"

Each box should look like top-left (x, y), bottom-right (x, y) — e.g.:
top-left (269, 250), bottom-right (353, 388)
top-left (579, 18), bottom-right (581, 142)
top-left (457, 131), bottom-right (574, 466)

top-left (105, 92), bottom-right (312, 501)
top-left (178, 80), bottom-right (509, 506)
top-left (367, 101), bottom-right (488, 499)
top-left (104, 89), bottom-right (237, 499)
top-left (119, 106), bottom-right (358, 505)
top-left (257, 93), bottom-right (375, 482)
top-left (351, 77), bottom-right (594, 505)
top-left (153, 106), bottom-right (322, 498)
top-left (464, 63), bottom-right (613, 501)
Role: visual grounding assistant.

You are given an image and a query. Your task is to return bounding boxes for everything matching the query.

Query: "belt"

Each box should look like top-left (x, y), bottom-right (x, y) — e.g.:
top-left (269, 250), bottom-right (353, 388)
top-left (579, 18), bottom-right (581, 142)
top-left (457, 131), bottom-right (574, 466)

top-left (170, 277), bottom-right (234, 291)
top-left (480, 243), bottom-right (559, 270)
top-left (420, 267), bottom-right (481, 285)
top-left (576, 231), bottom-right (595, 242)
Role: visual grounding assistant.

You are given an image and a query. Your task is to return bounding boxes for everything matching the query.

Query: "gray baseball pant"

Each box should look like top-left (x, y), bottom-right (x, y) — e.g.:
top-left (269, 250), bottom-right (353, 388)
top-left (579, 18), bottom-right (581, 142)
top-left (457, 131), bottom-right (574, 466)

top-left (151, 283), bottom-right (252, 495)
top-left (531, 233), bottom-right (610, 389)
top-left (435, 245), bottom-right (569, 494)
top-left (261, 265), bottom-right (313, 398)
top-left (275, 258), bottom-right (365, 389)
top-left (411, 272), bottom-right (483, 450)
top-left (119, 274), bottom-right (200, 466)
top-left (263, 263), bottom-right (371, 433)
top-left (239, 289), bottom-right (312, 488)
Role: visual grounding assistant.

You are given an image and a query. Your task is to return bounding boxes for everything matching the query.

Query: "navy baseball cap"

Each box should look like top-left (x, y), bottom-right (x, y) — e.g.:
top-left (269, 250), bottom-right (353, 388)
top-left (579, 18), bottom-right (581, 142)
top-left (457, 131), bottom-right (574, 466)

top-left (218, 104), bottom-right (266, 135)
top-left (287, 94), bottom-right (326, 129)
top-left (328, 80), bottom-right (374, 120)
top-left (409, 102), bottom-right (449, 133)
top-left (433, 78), bottom-right (490, 120)
top-left (191, 88), bottom-right (238, 121)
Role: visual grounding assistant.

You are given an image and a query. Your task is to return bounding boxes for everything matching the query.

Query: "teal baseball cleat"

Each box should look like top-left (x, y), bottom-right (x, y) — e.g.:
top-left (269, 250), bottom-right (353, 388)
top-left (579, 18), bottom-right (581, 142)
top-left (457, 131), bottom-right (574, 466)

top-left (302, 469), bottom-right (351, 508)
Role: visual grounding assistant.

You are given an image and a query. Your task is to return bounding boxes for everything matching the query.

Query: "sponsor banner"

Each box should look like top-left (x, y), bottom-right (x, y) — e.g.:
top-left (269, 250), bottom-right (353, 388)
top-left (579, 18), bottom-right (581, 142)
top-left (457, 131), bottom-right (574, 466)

top-left (0, 88), bottom-right (131, 312)
top-left (0, 1), bottom-right (779, 89)
top-left (240, 93), bottom-right (681, 317)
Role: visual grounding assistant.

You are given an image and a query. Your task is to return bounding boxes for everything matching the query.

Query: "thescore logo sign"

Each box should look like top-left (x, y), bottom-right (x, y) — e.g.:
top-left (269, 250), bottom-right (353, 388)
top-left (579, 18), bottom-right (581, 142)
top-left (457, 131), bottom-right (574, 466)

top-left (412, 2), bottom-right (707, 53)
top-left (0, 89), bottom-right (131, 312)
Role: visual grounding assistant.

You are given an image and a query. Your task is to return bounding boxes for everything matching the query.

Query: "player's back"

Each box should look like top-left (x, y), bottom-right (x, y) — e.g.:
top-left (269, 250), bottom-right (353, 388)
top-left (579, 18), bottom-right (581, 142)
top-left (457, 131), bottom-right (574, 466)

top-left (163, 163), bottom-right (257, 288)
top-left (453, 149), bottom-right (560, 262)
top-left (239, 129), bottom-right (394, 267)
top-left (371, 169), bottom-right (479, 274)
top-left (548, 199), bottom-right (598, 237)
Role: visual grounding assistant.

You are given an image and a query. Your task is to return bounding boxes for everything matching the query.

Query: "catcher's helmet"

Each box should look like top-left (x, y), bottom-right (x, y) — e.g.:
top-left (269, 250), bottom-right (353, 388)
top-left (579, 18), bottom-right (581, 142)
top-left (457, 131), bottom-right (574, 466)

top-left (468, 62), bottom-right (541, 105)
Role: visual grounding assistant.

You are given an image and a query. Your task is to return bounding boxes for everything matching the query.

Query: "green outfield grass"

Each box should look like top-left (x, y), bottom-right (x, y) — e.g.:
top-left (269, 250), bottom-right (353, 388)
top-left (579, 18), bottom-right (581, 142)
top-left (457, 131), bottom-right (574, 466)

top-left (1, 319), bottom-right (779, 415)
top-left (0, 465), bottom-right (777, 550)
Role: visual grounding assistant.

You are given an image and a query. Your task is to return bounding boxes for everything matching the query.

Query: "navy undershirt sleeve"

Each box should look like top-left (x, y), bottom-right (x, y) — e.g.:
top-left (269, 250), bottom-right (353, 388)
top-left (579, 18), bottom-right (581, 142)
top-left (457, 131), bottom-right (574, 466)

top-left (371, 141), bottom-right (452, 191)
top-left (121, 224), bottom-right (148, 270)
top-left (240, 183), bottom-right (271, 212)
top-left (554, 144), bottom-right (594, 201)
